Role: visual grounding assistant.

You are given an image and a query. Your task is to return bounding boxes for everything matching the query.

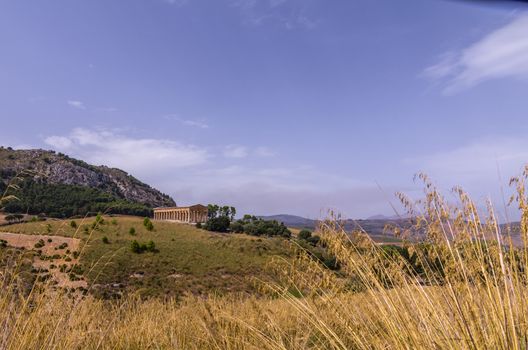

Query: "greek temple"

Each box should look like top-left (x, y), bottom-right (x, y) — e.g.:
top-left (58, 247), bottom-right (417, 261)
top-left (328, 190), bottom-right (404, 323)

top-left (153, 205), bottom-right (208, 224)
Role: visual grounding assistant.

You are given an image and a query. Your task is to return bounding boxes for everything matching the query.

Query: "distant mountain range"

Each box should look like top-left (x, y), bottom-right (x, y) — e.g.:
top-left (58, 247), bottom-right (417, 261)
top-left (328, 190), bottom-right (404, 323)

top-left (259, 214), bottom-right (413, 237)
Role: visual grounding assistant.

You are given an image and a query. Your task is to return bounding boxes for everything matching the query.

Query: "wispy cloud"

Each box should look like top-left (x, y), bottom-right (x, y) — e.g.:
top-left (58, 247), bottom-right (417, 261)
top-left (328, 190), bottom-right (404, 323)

top-left (44, 128), bottom-right (208, 178)
top-left (223, 145), bottom-right (248, 158)
top-left (255, 146), bottom-right (275, 157)
top-left (424, 14), bottom-right (528, 94)
top-left (231, 0), bottom-right (317, 29)
top-left (164, 114), bottom-right (209, 129)
top-left (67, 100), bottom-right (86, 110)
top-left (404, 137), bottom-right (528, 203)
top-left (163, 0), bottom-right (188, 6)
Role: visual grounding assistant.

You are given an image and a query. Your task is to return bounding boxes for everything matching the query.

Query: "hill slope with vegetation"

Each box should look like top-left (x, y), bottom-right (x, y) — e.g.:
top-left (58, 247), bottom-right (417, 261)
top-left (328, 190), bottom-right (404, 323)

top-left (0, 215), bottom-right (294, 298)
top-left (0, 147), bottom-right (175, 217)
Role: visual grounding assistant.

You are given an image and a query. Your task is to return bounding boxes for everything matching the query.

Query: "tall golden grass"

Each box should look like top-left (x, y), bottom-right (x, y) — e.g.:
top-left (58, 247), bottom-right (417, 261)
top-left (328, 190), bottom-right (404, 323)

top-left (3, 171), bottom-right (528, 349)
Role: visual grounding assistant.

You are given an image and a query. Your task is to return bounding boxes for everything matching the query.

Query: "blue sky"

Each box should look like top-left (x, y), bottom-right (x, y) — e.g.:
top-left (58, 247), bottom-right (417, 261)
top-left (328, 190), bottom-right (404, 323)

top-left (2, 0), bottom-right (528, 219)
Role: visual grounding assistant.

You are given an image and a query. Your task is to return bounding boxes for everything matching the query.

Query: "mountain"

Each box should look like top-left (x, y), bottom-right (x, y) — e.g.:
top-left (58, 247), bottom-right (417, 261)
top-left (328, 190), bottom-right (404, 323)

top-left (0, 147), bottom-right (175, 217)
top-left (260, 213), bottom-right (414, 238)
top-left (258, 214), bottom-right (317, 229)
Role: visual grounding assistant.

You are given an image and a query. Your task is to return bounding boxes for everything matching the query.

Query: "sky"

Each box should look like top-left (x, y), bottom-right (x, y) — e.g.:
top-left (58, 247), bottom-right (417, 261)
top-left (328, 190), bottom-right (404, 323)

top-left (2, 0), bottom-right (528, 220)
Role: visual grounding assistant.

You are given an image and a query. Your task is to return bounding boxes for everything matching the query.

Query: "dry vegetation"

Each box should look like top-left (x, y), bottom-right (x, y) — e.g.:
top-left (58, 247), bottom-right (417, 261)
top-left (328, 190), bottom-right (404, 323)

top-left (5, 171), bottom-right (528, 349)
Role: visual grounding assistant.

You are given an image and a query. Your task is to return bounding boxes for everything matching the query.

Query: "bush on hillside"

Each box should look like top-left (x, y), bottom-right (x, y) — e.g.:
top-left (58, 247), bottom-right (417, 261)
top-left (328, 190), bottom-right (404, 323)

top-left (298, 229), bottom-right (312, 240)
top-left (235, 216), bottom-right (291, 237)
top-left (130, 240), bottom-right (157, 253)
top-left (143, 217), bottom-right (154, 231)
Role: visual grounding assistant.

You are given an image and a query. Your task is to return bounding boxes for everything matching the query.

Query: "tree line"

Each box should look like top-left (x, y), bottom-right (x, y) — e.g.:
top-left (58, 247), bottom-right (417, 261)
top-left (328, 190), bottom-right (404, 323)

top-left (202, 204), bottom-right (291, 237)
top-left (0, 180), bottom-right (152, 218)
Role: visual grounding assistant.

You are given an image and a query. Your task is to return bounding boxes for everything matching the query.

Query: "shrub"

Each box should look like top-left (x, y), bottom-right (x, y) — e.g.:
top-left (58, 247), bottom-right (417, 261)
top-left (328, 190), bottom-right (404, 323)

top-left (298, 229), bottom-right (312, 240)
top-left (70, 220), bottom-right (77, 228)
top-left (129, 227), bottom-right (136, 235)
top-left (95, 213), bottom-right (104, 226)
top-left (306, 235), bottom-right (321, 246)
top-left (143, 217), bottom-right (154, 231)
top-left (111, 218), bottom-right (118, 225)
top-left (130, 240), bottom-right (157, 253)
top-left (145, 240), bottom-right (156, 252)
top-left (145, 221), bottom-right (154, 231)
top-left (34, 239), bottom-right (45, 249)
top-left (195, 222), bottom-right (202, 229)
top-left (229, 221), bottom-right (244, 233)
top-left (130, 240), bottom-right (142, 254)
top-left (102, 236), bottom-right (109, 244)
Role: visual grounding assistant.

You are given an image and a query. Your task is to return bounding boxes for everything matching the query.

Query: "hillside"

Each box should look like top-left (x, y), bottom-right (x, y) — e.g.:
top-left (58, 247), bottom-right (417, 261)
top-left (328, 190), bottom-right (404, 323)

top-left (0, 216), bottom-right (293, 298)
top-left (0, 147), bottom-right (175, 217)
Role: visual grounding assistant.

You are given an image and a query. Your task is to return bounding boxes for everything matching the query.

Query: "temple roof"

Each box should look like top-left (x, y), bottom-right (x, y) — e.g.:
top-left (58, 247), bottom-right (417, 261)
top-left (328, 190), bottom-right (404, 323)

top-left (153, 204), bottom-right (207, 210)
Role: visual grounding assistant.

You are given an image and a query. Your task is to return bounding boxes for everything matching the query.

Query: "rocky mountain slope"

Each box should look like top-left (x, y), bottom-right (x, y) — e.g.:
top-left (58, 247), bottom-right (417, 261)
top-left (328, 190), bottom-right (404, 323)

top-left (0, 147), bottom-right (175, 208)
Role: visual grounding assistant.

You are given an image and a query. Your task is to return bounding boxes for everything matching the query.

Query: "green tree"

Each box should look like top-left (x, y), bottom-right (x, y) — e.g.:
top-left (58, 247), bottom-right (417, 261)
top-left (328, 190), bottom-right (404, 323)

top-left (204, 216), bottom-right (231, 233)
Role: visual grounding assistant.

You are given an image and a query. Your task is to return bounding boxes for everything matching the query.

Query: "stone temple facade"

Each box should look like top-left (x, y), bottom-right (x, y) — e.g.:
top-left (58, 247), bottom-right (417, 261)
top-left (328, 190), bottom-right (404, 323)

top-left (153, 205), bottom-right (208, 224)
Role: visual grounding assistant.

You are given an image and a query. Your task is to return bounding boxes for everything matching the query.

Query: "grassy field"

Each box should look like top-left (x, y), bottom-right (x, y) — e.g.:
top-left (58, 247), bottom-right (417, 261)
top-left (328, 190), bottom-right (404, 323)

top-left (0, 215), bottom-right (293, 298)
top-left (6, 177), bottom-right (528, 348)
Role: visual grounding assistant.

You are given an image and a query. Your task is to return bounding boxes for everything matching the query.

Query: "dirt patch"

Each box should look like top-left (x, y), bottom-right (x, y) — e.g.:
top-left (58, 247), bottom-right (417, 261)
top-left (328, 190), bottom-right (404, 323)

top-left (0, 232), bottom-right (87, 289)
top-left (0, 213), bottom-right (6, 225)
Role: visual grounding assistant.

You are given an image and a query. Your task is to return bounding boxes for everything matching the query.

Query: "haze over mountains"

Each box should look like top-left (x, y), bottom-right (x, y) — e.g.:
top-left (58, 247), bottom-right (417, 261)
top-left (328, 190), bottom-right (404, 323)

top-left (258, 214), bottom-right (413, 238)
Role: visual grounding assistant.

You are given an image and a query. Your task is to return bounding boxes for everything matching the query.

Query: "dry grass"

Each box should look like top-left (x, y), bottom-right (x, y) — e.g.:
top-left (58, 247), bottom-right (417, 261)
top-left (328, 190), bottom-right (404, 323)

top-left (5, 171), bottom-right (528, 349)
